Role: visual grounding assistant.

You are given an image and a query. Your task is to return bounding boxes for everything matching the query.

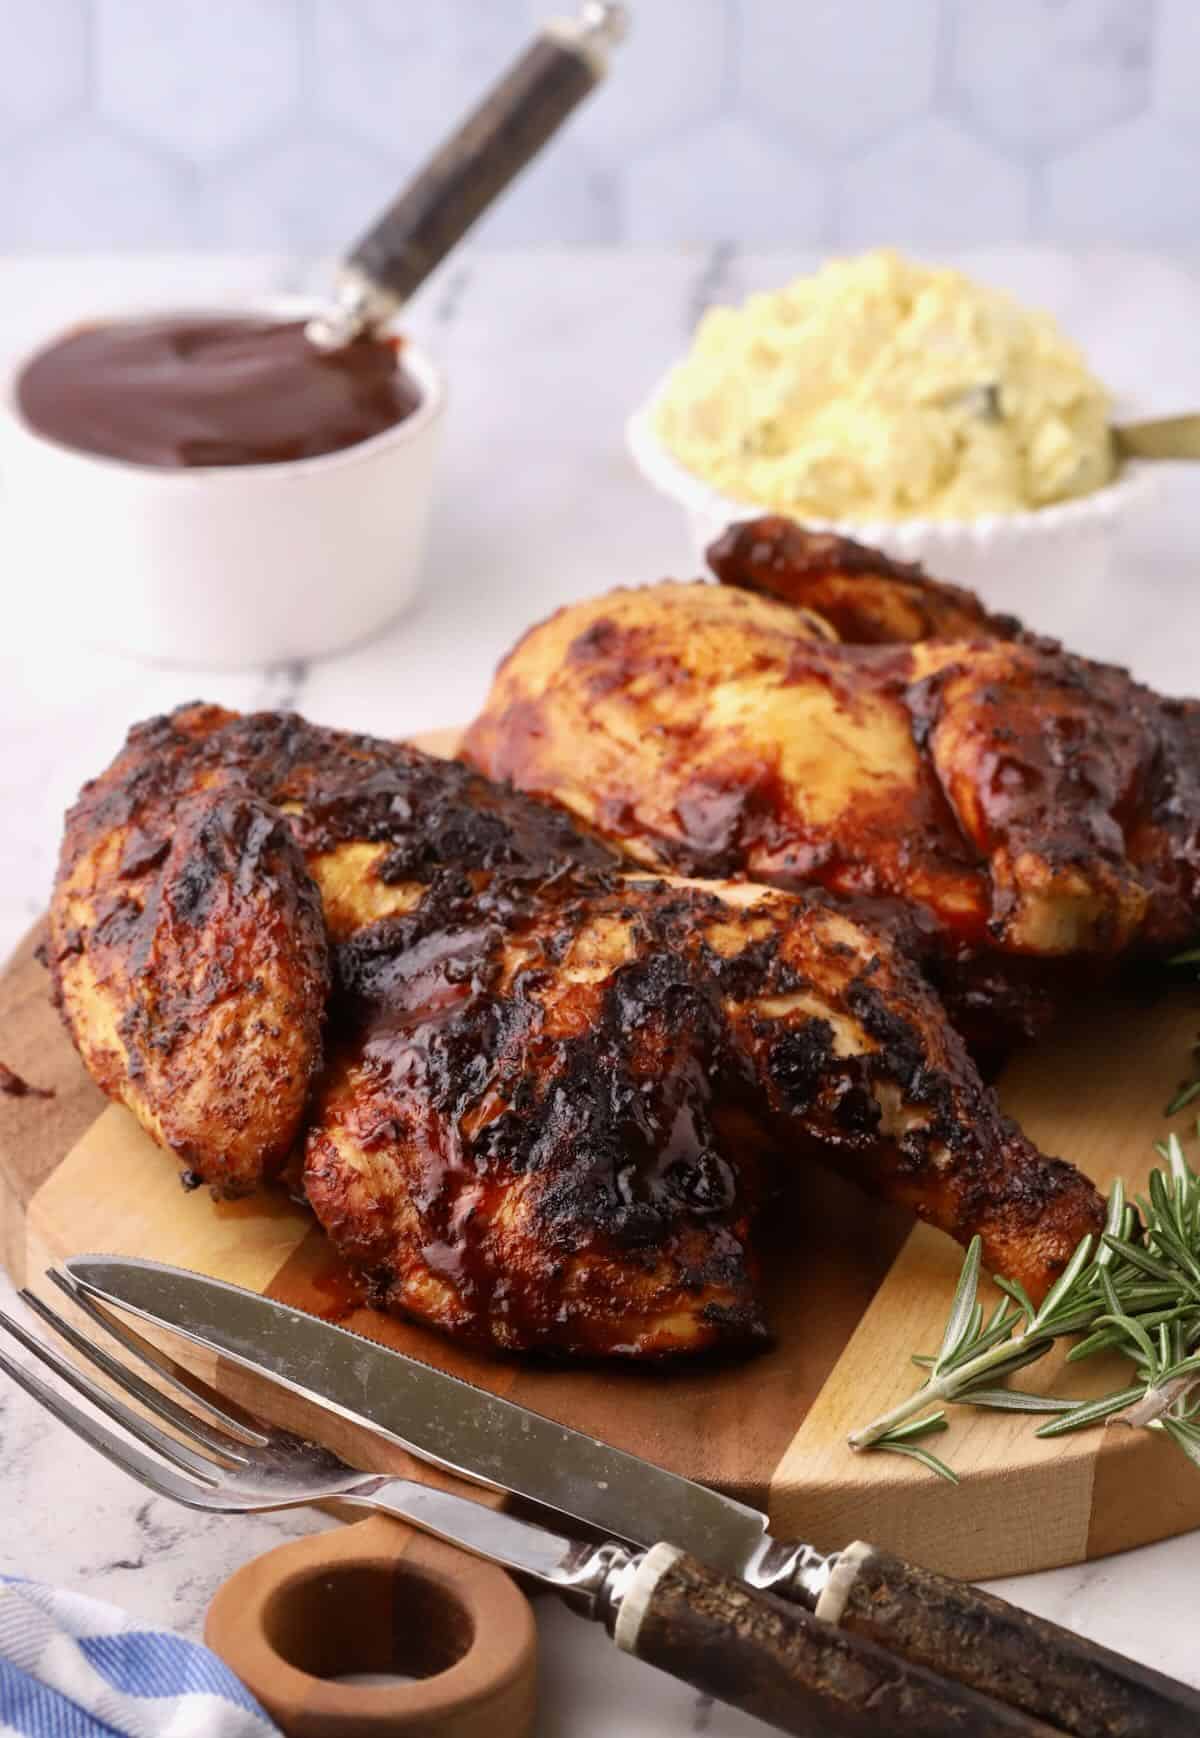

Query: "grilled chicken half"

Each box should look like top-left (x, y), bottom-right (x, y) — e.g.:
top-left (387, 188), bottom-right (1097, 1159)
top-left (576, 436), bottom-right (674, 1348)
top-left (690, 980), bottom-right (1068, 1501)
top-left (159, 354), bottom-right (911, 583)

top-left (50, 704), bottom-right (1103, 1353)
top-left (465, 518), bottom-right (1200, 1049)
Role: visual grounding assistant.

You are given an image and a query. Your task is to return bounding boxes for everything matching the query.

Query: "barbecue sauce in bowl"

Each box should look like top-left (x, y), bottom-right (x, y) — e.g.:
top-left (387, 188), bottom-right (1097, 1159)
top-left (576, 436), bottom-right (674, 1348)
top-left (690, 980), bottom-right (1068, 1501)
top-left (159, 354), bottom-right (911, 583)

top-left (16, 314), bottom-right (422, 469)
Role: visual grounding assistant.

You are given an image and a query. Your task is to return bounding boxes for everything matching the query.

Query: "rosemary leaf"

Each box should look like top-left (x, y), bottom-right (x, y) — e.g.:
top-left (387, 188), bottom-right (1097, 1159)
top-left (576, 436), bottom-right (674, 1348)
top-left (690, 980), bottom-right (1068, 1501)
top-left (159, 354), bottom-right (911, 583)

top-left (993, 1275), bottom-right (1037, 1324)
top-left (1167, 1132), bottom-right (1191, 1189)
top-left (1094, 1311), bottom-right (1159, 1372)
top-left (875, 1440), bottom-right (961, 1484)
top-left (1066, 1327), bottom-right (1126, 1364)
top-left (934, 1235), bottom-right (983, 1374)
top-left (1162, 1354), bottom-right (1200, 1383)
top-left (1096, 1178), bottom-right (1126, 1265)
top-left (1162, 1417), bottom-right (1200, 1469)
top-left (1033, 1234), bottom-right (1095, 1329)
top-left (1165, 1081), bottom-right (1200, 1118)
top-left (956, 1389), bottom-right (1077, 1413)
top-left (1068, 1306), bottom-right (1194, 1364)
top-left (1035, 1386), bottom-right (1147, 1438)
top-left (1099, 1265), bottom-right (1123, 1319)
top-left (947, 1300), bottom-right (1020, 1364)
top-left (1102, 1238), bottom-right (1176, 1285)
top-left (1110, 1283), bottom-right (1178, 1310)
top-left (1142, 1220), bottom-right (1200, 1295)
top-left (959, 1340), bottom-right (1053, 1388)
top-left (1149, 1167), bottom-right (1174, 1226)
top-left (876, 1411), bottom-right (948, 1442)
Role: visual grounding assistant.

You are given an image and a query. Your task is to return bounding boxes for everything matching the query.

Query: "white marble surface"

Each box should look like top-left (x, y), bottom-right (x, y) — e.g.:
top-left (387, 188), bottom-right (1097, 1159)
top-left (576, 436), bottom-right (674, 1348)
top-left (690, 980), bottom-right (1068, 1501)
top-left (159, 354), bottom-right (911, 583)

top-left (2, 247), bottom-right (1200, 1733)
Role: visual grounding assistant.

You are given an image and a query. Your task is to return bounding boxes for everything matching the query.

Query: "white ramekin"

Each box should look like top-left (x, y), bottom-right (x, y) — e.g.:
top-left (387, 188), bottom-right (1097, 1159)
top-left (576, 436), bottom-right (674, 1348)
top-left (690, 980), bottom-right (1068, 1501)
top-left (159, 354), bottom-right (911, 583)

top-left (0, 300), bottom-right (445, 668)
top-left (627, 380), bottom-right (1157, 642)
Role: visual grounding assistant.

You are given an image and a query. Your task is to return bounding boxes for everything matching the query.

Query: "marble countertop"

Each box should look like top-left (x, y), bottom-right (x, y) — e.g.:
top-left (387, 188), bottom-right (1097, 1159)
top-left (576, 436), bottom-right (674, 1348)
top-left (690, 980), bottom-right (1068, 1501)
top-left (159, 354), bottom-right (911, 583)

top-left (2, 247), bottom-right (1200, 1734)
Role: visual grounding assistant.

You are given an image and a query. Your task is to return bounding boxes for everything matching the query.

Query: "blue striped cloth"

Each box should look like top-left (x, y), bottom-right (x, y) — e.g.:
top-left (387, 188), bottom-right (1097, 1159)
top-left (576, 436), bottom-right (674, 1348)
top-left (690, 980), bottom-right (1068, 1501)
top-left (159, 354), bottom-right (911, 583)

top-left (0, 1577), bottom-right (278, 1736)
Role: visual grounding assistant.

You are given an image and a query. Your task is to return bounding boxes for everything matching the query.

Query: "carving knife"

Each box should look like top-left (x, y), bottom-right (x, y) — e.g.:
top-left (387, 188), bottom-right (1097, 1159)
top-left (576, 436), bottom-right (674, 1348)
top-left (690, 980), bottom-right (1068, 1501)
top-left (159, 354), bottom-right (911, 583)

top-left (64, 1255), bottom-right (1200, 1738)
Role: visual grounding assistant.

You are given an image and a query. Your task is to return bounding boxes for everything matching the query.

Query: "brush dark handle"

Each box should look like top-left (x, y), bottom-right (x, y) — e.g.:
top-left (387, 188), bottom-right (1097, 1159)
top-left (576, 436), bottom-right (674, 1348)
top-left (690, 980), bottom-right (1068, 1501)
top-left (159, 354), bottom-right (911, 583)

top-left (814, 1541), bottom-right (1200, 1738)
top-left (611, 1545), bottom-right (1059, 1737)
top-left (348, 22), bottom-right (607, 309)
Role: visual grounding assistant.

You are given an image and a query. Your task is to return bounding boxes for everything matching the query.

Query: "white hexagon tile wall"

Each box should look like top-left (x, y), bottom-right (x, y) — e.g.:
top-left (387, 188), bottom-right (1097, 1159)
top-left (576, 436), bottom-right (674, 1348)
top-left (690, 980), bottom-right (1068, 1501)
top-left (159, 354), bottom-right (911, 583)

top-left (0, 0), bottom-right (1188, 249)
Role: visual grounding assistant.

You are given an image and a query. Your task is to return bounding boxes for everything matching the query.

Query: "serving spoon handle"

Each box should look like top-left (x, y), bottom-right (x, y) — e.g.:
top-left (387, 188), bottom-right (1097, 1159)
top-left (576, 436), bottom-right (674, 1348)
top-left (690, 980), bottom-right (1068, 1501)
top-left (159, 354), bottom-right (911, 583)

top-left (1112, 413), bottom-right (1200, 460)
top-left (308, 2), bottom-right (627, 350)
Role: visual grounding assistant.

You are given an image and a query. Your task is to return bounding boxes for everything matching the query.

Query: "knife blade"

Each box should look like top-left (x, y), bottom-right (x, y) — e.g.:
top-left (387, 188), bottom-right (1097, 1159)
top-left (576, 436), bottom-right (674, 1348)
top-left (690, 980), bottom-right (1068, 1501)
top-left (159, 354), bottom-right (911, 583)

top-left (63, 1255), bottom-right (794, 1588)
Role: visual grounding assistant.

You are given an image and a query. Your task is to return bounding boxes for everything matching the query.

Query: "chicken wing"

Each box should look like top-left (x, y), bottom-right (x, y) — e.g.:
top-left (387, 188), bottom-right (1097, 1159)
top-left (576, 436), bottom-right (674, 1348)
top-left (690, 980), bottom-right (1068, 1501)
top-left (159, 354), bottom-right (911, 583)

top-left (707, 515), bottom-right (1024, 643)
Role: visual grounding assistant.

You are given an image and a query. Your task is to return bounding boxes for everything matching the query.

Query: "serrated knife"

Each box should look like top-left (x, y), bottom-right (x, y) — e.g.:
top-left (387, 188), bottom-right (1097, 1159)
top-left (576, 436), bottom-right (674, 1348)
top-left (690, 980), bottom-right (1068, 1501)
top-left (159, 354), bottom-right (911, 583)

top-left (65, 1255), bottom-right (1200, 1738)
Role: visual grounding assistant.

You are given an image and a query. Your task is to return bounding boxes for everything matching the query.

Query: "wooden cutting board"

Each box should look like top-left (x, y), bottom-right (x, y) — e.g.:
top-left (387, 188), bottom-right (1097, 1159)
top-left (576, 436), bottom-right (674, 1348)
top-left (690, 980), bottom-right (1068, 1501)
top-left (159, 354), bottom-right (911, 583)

top-left (4, 728), bottom-right (1200, 1581)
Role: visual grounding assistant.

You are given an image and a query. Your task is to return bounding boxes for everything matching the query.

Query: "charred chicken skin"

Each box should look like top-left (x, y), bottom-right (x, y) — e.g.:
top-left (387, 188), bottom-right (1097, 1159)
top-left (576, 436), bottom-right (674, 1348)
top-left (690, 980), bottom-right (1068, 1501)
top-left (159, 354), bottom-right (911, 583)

top-left (50, 703), bottom-right (1103, 1353)
top-left (464, 518), bottom-right (1200, 1049)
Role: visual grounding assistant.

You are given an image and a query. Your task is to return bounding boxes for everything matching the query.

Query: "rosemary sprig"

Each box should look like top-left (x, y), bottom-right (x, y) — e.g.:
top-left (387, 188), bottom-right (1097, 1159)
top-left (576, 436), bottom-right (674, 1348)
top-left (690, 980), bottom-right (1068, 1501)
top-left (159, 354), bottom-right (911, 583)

top-left (850, 1143), bottom-right (1200, 1478)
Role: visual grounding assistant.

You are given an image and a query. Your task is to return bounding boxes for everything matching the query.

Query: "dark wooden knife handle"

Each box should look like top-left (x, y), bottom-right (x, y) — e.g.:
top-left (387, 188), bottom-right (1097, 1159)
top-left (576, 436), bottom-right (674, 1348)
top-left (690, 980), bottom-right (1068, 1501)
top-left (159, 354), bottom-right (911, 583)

top-left (349, 27), bottom-right (600, 307)
top-left (612, 1545), bottom-right (1059, 1737)
top-left (815, 1540), bottom-right (1200, 1738)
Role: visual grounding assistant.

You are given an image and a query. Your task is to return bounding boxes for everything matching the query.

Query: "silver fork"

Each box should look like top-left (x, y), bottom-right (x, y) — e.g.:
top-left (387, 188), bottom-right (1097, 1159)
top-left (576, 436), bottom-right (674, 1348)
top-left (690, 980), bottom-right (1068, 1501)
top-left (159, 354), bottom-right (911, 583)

top-left (0, 1270), bottom-right (631, 1613)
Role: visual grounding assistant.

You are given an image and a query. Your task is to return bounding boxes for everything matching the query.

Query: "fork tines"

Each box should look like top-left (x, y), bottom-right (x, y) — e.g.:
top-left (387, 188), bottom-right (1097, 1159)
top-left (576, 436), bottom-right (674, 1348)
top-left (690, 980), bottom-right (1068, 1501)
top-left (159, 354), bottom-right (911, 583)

top-left (0, 1270), bottom-right (345, 1513)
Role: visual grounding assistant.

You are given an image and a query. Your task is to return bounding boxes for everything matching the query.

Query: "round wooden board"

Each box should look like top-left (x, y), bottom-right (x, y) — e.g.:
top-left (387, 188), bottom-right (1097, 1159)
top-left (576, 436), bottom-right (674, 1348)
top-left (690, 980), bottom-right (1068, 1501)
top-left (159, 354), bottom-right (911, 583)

top-left (5, 728), bottom-right (1200, 1580)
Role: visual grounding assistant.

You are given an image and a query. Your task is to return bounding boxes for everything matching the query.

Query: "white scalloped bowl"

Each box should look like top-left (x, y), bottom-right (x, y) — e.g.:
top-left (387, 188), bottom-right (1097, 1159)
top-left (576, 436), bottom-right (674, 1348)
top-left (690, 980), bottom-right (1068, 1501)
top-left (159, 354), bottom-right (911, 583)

top-left (627, 381), bottom-right (1157, 642)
